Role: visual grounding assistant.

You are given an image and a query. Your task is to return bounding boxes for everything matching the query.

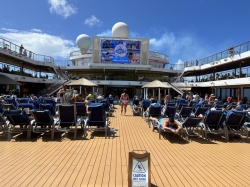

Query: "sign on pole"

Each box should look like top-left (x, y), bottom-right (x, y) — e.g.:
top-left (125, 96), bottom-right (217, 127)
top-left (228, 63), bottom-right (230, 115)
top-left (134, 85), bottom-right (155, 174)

top-left (128, 150), bottom-right (151, 187)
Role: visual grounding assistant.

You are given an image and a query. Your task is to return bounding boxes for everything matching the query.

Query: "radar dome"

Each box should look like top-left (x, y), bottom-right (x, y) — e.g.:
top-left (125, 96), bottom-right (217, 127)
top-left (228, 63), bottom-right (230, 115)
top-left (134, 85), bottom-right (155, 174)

top-left (76, 34), bottom-right (91, 51)
top-left (112, 22), bottom-right (130, 38)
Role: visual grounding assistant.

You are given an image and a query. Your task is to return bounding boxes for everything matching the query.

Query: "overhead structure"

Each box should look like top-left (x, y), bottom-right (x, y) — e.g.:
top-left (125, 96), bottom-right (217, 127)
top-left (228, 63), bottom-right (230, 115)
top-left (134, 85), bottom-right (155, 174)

top-left (0, 74), bottom-right (21, 85)
top-left (67, 78), bottom-right (97, 86)
top-left (142, 80), bottom-right (171, 101)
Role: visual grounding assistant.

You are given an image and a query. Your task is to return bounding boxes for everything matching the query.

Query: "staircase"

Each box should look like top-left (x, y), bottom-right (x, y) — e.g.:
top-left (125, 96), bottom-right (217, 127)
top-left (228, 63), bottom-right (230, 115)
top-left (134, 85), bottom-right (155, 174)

top-left (38, 67), bottom-right (71, 96)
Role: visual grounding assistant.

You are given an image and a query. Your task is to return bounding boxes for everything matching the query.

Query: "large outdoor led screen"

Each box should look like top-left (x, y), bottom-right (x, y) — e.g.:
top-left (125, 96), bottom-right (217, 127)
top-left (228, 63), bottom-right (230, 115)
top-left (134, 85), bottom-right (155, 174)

top-left (100, 39), bottom-right (141, 64)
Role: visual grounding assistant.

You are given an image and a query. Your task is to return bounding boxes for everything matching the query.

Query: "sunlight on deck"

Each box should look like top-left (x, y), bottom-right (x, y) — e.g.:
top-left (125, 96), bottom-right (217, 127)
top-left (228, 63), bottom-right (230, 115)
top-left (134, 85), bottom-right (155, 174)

top-left (0, 105), bottom-right (250, 187)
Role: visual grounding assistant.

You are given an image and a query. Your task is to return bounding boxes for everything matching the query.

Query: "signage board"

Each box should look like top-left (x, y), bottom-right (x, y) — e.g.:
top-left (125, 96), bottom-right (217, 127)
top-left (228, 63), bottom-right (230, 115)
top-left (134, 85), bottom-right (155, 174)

top-left (128, 151), bottom-right (151, 187)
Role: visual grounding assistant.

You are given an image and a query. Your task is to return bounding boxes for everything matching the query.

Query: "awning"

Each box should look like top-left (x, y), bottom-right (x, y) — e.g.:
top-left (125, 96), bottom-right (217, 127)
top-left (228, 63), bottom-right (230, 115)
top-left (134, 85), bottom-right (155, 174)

top-left (0, 74), bottom-right (21, 85)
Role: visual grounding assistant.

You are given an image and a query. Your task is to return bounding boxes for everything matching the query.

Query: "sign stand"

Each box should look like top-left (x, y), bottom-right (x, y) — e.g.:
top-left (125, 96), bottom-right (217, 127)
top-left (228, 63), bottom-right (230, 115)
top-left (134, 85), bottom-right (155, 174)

top-left (128, 150), bottom-right (151, 187)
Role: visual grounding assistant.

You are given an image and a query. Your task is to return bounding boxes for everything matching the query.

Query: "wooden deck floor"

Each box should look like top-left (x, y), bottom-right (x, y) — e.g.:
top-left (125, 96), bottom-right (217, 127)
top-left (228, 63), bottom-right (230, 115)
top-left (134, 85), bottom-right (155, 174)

top-left (0, 105), bottom-right (250, 187)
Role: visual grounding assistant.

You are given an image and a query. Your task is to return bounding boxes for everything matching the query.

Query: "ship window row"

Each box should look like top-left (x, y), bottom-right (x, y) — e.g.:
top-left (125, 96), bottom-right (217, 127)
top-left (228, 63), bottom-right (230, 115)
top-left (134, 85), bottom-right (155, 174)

top-left (0, 62), bottom-right (55, 79)
top-left (182, 66), bottom-right (250, 82)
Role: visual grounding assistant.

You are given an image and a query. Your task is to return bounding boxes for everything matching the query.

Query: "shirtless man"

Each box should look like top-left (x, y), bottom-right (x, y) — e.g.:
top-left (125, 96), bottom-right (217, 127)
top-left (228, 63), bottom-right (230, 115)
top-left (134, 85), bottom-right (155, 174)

top-left (149, 116), bottom-right (182, 134)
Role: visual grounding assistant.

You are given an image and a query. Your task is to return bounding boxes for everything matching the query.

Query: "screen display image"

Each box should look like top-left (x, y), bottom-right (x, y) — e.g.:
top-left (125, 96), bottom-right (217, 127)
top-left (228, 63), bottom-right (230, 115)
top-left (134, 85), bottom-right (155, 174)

top-left (101, 39), bottom-right (141, 64)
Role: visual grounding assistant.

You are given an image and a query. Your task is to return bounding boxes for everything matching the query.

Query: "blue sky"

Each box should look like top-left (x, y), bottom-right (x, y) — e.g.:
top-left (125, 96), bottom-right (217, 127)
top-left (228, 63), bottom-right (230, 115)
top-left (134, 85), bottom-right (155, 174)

top-left (0, 0), bottom-right (249, 65)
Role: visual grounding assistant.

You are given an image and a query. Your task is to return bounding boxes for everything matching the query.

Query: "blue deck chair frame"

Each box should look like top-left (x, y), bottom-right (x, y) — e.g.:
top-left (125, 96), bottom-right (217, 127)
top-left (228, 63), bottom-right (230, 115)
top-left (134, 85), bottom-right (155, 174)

top-left (2, 109), bottom-right (31, 139)
top-left (224, 110), bottom-right (249, 141)
top-left (175, 106), bottom-right (193, 121)
top-left (53, 105), bottom-right (80, 140)
top-left (176, 117), bottom-right (204, 140)
top-left (84, 103), bottom-right (110, 139)
top-left (192, 107), bottom-right (209, 117)
top-left (31, 110), bottom-right (55, 139)
top-left (203, 110), bottom-right (227, 140)
top-left (149, 118), bottom-right (183, 139)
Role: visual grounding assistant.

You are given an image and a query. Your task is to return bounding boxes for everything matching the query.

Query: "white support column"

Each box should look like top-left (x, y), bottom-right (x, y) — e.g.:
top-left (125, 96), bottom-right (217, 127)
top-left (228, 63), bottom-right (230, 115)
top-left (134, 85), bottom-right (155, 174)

top-left (92, 87), bottom-right (94, 97)
top-left (80, 86), bottom-right (82, 94)
top-left (164, 89), bottom-right (166, 96)
top-left (158, 88), bottom-right (161, 103)
top-left (168, 88), bottom-right (170, 95)
top-left (153, 89), bottom-right (155, 98)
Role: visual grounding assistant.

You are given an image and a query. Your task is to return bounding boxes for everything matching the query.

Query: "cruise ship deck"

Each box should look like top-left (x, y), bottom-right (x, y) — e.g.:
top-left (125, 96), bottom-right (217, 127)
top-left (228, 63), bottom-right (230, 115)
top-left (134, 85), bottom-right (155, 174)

top-left (0, 106), bottom-right (250, 187)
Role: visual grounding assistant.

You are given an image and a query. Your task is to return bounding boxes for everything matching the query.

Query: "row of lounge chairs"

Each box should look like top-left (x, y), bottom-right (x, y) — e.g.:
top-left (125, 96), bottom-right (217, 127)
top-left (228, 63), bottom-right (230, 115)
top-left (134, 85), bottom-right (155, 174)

top-left (131, 99), bottom-right (250, 141)
top-left (0, 97), bottom-right (116, 140)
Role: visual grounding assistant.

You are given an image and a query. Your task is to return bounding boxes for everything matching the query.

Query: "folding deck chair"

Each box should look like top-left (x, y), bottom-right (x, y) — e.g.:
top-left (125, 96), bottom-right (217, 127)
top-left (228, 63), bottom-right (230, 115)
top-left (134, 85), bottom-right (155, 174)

top-left (175, 106), bottom-right (193, 121)
top-left (75, 102), bottom-right (87, 119)
top-left (176, 117), bottom-right (204, 140)
top-left (39, 103), bottom-right (56, 116)
top-left (141, 100), bottom-right (151, 117)
top-left (203, 110), bottom-right (227, 140)
top-left (84, 103), bottom-right (110, 139)
top-left (143, 104), bottom-right (162, 126)
top-left (53, 105), bottom-right (81, 140)
top-left (224, 110), bottom-right (249, 141)
top-left (150, 118), bottom-right (183, 139)
top-left (0, 113), bottom-right (6, 138)
top-left (192, 107), bottom-right (209, 117)
top-left (163, 106), bottom-right (177, 118)
top-left (132, 99), bottom-right (141, 116)
top-left (31, 110), bottom-right (55, 139)
top-left (2, 109), bottom-right (31, 139)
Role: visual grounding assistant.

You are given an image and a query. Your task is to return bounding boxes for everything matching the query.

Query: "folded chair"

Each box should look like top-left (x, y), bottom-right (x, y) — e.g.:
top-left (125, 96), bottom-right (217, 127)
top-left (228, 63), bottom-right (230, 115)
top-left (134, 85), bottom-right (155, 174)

top-left (224, 110), bottom-right (249, 141)
top-left (2, 109), bottom-right (31, 139)
top-left (53, 105), bottom-right (81, 140)
top-left (84, 103), bottom-right (110, 139)
top-left (31, 110), bottom-right (55, 139)
top-left (203, 110), bottom-right (227, 140)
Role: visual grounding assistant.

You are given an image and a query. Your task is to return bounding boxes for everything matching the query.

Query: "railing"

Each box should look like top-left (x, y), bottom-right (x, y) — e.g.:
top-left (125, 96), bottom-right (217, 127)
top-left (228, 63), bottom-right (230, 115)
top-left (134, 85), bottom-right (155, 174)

top-left (0, 38), bottom-right (54, 63)
top-left (185, 40), bottom-right (250, 67)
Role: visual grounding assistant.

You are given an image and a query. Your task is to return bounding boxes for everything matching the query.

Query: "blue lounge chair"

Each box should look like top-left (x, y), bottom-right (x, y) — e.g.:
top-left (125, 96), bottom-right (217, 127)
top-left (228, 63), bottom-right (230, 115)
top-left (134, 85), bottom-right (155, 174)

top-left (84, 103), bottom-right (110, 139)
top-left (2, 109), bottom-right (31, 139)
top-left (175, 106), bottom-right (193, 120)
top-left (39, 103), bottom-right (56, 116)
top-left (75, 102), bottom-right (87, 119)
top-left (176, 103), bottom-right (187, 112)
top-left (224, 110), bottom-right (249, 141)
top-left (132, 99), bottom-right (141, 116)
top-left (203, 110), bottom-right (227, 140)
top-left (0, 113), bottom-right (6, 138)
top-left (3, 103), bottom-right (17, 110)
top-left (141, 100), bottom-right (151, 117)
top-left (53, 105), bottom-right (81, 140)
top-left (163, 105), bottom-right (177, 118)
top-left (176, 117), bottom-right (204, 140)
top-left (150, 118), bottom-right (183, 139)
top-left (31, 110), bottom-right (55, 138)
top-left (143, 104), bottom-right (162, 124)
top-left (193, 107), bottom-right (209, 117)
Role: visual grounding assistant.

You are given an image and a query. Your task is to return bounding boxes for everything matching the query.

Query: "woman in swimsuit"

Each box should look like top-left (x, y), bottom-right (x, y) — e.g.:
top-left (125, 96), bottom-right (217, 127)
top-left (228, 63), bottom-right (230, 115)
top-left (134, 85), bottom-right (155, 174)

top-left (120, 89), bottom-right (129, 115)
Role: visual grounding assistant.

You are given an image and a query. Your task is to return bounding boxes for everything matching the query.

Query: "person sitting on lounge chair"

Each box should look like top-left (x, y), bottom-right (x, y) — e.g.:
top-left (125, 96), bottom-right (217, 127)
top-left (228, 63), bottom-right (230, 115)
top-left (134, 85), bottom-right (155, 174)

top-left (149, 116), bottom-right (183, 134)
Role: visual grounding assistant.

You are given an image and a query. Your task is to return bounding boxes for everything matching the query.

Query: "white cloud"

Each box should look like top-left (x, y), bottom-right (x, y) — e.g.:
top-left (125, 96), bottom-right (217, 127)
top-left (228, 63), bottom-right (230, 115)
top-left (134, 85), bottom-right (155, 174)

top-left (0, 28), bottom-right (78, 59)
top-left (30, 28), bottom-right (42, 33)
top-left (97, 29), bottom-right (112, 37)
top-left (84, 15), bottom-right (103, 27)
top-left (48, 0), bottom-right (77, 18)
top-left (1, 28), bottom-right (18, 33)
